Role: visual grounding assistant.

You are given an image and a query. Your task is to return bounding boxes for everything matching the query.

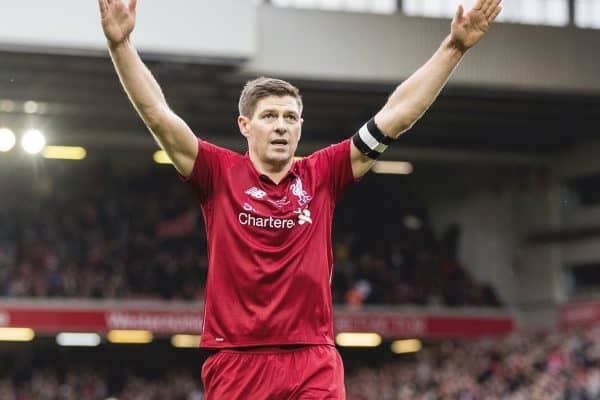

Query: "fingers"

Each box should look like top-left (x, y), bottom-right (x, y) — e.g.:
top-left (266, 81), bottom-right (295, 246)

top-left (489, 5), bottom-right (502, 22)
top-left (473, 0), bottom-right (485, 10)
top-left (484, 0), bottom-right (501, 18)
top-left (98, 0), bottom-right (108, 13)
top-left (129, 0), bottom-right (138, 13)
top-left (455, 4), bottom-right (464, 21)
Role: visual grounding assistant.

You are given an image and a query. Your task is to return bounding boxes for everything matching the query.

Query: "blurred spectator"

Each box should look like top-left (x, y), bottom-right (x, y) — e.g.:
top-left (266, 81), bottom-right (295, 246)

top-left (2, 328), bottom-right (600, 399)
top-left (0, 365), bottom-right (202, 400)
top-left (345, 327), bottom-right (600, 400)
top-left (1, 163), bottom-right (501, 307)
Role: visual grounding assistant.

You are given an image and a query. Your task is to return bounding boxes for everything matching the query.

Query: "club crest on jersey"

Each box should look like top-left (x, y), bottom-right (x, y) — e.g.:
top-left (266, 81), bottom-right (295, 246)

top-left (291, 178), bottom-right (312, 206)
top-left (245, 187), bottom-right (267, 199)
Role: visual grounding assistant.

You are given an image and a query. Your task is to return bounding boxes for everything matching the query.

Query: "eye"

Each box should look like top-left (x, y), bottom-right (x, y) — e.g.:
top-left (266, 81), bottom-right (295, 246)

top-left (263, 112), bottom-right (276, 119)
top-left (285, 114), bottom-right (298, 122)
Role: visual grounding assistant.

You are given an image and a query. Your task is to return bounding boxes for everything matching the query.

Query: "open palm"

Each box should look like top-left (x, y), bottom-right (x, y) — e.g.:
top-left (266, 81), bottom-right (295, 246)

top-left (98, 0), bottom-right (138, 45)
top-left (451, 0), bottom-right (502, 51)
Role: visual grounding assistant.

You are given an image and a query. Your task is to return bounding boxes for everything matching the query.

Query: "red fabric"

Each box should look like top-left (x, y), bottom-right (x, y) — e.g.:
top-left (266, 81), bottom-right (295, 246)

top-left (201, 345), bottom-right (345, 399)
top-left (183, 139), bottom-right (355, 348)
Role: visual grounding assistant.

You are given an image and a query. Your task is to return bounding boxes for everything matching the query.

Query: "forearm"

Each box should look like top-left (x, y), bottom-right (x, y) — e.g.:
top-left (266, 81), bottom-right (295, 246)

top-left (108, 39), bottom-right (198, 176)
top-left (108, 40), bottom-right (168, 126)
top-left (375, 35), bottom-right (465, 138)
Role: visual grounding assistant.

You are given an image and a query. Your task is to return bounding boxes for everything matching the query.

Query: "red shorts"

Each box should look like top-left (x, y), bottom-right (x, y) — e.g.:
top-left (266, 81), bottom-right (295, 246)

top-left (201, 345), bottom-right (346, 399)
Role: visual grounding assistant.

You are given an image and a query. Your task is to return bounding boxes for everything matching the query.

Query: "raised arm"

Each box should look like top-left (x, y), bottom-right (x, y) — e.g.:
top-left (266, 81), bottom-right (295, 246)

top-left (98, 0), bottom-right (197, 177)
top-left (351, 0), bottom-right (502, 178)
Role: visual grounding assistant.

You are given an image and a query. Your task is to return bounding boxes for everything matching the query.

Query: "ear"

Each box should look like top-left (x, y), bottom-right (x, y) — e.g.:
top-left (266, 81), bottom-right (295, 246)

top-left (238, 115), bottom-right (250, 139)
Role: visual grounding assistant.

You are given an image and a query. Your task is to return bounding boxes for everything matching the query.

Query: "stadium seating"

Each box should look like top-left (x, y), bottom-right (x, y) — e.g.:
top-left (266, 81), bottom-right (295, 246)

top-left (0, 162), bottom-right (501, 307)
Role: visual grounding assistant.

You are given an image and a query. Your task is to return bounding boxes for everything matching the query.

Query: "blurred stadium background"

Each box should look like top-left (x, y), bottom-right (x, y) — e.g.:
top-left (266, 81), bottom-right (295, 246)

top-left (1, 0), bottom-right (600, 398)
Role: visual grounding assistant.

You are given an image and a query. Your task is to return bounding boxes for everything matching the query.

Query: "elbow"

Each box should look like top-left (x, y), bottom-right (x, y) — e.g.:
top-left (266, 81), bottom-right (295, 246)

top-left (376, 105), bottom-right (421, 138)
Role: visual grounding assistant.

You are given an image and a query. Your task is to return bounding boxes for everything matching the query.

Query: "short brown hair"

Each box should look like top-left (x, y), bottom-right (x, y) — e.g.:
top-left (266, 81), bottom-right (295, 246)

top-left (238, 77), bottom-right (303, 118)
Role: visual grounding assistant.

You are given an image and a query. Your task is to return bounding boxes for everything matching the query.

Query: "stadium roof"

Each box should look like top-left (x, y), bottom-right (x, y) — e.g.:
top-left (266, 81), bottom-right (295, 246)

top-left (0, 50), bottom-right (598, 163)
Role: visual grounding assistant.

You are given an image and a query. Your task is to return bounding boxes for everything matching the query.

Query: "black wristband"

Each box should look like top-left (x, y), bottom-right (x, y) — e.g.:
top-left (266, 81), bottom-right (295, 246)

top-left (352, 118), bottom-right (392, 160)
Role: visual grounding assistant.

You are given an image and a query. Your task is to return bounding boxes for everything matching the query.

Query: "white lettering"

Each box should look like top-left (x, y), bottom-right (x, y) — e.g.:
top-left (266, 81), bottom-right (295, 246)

top-left (106, 312), bottom-right (202, 332)
top-left (238, 212), bottom-right (296, 230)
top-left (0, 312), bottom-right (9, 326)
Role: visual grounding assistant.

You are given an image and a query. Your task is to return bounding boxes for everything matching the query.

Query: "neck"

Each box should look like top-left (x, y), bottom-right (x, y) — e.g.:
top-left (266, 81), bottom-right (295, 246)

top-left (249, 153), bottom-right (293, 184)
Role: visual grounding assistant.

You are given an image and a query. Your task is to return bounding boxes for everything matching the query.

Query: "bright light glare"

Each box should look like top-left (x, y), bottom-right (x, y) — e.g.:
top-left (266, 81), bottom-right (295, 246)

top-left (56, 332), bottom-right (101, 347)
top-left (372, 161), bottom-right (413, 175)
top-left (107, 330), bottom-right (153, 344)
top-left (335, 332), bottom-right (382, 347)
top-left (153, 150), bottom-right (172, 164)
top-left (403, 215), bottom-right (422, 230)
top-left (0, 128), bottom-right (16, 152)
top-left (42, 146), bottom-right (87, 160)
top-left (21, 130), bottom-right (46, 154)
top-left (171, 334), bottom-right (201, 348)
top-left (391, 339), bottom-right (422, 354)
top-left (270, 0), bottom-right (396, 14)
top-left (23, 101), bottom-right (39, 114)
top-left (576, 0), bottom-right (600, 28)
top-left (0, 327), bottom-right (35, 342)
top-left (0, 100), bottom-right (15, 112)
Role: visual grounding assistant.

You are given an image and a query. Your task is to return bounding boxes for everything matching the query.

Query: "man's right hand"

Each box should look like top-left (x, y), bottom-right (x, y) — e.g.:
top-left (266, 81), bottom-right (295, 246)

top-left (99, 0), bottom-right (138, 48)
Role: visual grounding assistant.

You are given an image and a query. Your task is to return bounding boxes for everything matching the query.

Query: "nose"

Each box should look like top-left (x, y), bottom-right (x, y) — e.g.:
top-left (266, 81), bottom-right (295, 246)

top-left (274, 117), bottom-right (287, 134)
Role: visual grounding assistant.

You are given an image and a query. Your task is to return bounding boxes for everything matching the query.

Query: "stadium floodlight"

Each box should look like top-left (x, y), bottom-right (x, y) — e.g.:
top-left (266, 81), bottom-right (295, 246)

top-left (391, 339), bottom-right (422, 354)
top-left (21, 129), bottom-right (46, 154)
top-left (42, 146), bottom-right (87, 160)
top-left (0, 100), bottom-right (15, 112)
top-left (56, 332), bottom-right (101, 347)
top-left (0, 327), bottom-right (35, 342)
top-left (23, 100), bottom-right (39, 114)
top-left (107, 330), bottom-right (153, 344)
top-left (335, 332), bottom-right (382, 347)
top-left (0, 128), bottom-right (16, 152)
top-left (372, 161), bottom-right (413, 175)
top-left (403, 215), bottom-right (422, 230)
top-left (171, 334), bottom-right (201, 348)
top-left (153, 150), bottom-right (172, 164)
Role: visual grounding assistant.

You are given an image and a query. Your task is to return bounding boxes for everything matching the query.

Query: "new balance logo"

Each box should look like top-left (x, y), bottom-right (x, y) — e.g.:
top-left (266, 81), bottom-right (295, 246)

top-left (245, 187), bottom-right (267, 199)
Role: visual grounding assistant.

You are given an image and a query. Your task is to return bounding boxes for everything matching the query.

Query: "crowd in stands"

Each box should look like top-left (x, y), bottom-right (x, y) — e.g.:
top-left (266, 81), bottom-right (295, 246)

top-left (1, 328), bottom-right (599, 399)
top-left (0, 161), bottom-right (500, 307)
top-left (0, 367), bottom-right (203, 400)
top-left (0, 163), bottom-right (206, 301)
top-left (331, 223), bottom-right (501, 307)
top-left (345, 327), bottom-right (600, 400)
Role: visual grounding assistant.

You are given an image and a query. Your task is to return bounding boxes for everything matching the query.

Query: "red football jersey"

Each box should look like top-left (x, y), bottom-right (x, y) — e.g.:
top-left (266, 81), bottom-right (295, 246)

top-left (184, 138), bottom-right (355, 348)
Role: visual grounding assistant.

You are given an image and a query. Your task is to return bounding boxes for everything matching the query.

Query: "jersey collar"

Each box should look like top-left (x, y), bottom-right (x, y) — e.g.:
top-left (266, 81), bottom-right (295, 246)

top-left (244, 152), bottom-right (299, 185)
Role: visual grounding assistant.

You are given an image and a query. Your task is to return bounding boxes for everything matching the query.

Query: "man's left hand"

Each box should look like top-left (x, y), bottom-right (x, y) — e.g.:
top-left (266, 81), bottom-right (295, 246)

top-left (450, 0), bottom-right (502, 52)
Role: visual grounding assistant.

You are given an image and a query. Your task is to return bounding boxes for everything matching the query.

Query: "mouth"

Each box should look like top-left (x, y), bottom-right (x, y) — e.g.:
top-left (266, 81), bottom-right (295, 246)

top-left (270, 139), bottom-right (288, 147)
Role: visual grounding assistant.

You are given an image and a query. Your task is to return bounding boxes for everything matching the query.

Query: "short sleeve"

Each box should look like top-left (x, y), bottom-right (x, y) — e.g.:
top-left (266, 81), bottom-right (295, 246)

top-left (308, 139), bottom-right (357, 203)
top-left (180, 139), bottom-right (233, 203)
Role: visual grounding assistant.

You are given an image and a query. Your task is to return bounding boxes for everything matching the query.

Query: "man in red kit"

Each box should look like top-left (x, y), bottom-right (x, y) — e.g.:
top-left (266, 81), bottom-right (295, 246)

top-left (98, 0), bottom-right (502, 398)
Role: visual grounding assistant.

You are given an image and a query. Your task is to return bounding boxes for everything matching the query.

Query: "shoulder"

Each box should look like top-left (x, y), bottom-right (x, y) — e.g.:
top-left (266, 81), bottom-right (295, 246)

top-left (193, 139), bottom-right (247, 172)
top-left (198, 139), bottom-right (243, 161)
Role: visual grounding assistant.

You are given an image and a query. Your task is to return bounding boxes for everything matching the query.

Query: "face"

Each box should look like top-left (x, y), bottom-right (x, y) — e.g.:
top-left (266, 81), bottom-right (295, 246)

top-left (238, 95), bottom-right (303, 170)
